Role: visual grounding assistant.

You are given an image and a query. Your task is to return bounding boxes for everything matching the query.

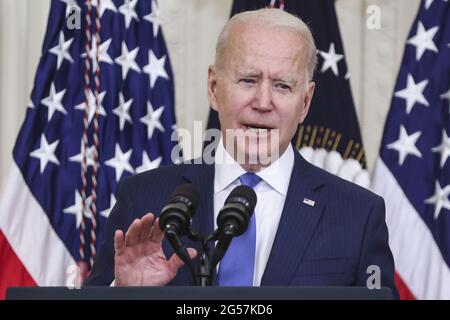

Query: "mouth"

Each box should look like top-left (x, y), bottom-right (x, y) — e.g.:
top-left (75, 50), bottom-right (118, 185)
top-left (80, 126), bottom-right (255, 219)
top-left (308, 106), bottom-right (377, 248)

top-left (242, 124), bottom-right (274, 134)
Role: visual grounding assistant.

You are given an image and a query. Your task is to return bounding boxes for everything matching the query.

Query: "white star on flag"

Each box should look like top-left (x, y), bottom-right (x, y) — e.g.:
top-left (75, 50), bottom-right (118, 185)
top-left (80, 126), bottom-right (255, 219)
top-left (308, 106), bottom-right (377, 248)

top-left (69, 141), bottom-right (98, 168)
top-left (119, 0), bottom-right (139, 29)
top-left (318, 43), bottom-right (344, 76)
top-left (425, 0), bottom-right (434, 9)
top-left (29, 134), bottom-right (60, 174)
top-left (135, 152), bottom-right (162, 174)
top-left (407, 21), bottom-right (439, 61)
top-left (91, 0), bottom-right (117, 17)
top-left (143, 50), bottom-right (169, 88)
top-left (394, 74), bottom-right (429, 114)
top-left (441, 86), bottom-right (450, 113)
top-left (115, 42), bottom-right (141, 80)
top-left (425, 181), bottom-right (450, 219)
top-left (105, 144), bottom-right (134, 182)
top-left (27, 100), bottom-right (34, 109)
top-left (41, 83), bottom-right (67, 122)
top-left (113, 93), bottom-right (133, 131)
top-left (144, 0), bottom-right (162, 38)
top-left (425, 0), bottom-right (449, 10)
top-left (432, 130), bottom-right (450, 168)
top-left (81, 38), bottom-right (114, 71)
top-left (63, 191), bottom-right (93, 228)
top-left (74, 90), bottom-right (107, 124)
top-left (59, 0), bottom-right (80, 18)
top-left (387, 125), bottom-right (422, 166)
top-left (140, 101), bottom-right (165, 139)
top-left (49, 31), bottom-right (74, 70)
top-left (100, 194), bottom-right (116, 219)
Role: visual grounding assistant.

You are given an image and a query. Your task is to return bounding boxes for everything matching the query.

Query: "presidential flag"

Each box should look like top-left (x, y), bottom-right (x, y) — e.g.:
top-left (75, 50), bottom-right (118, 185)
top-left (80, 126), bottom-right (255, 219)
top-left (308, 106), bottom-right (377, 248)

top-left (206, 0), bottom-right (369, 187)
top-left (372, 0), bottom-right (450, 299)
top-left (0, 0), bottom-right (177, 299)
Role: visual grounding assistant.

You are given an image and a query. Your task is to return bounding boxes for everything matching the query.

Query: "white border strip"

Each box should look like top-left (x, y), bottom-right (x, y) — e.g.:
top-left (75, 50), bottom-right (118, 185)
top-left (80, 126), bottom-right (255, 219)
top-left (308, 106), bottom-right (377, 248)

top-left (0, 162), bottom-right (75, 285)
top-left (372, 158), bottom-right (450, 299)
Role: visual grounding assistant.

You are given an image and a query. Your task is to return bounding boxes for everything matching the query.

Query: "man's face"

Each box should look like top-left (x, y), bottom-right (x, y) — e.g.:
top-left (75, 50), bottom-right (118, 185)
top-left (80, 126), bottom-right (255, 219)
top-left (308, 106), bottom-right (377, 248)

top-left (208, 23), bottom-right (315, 170)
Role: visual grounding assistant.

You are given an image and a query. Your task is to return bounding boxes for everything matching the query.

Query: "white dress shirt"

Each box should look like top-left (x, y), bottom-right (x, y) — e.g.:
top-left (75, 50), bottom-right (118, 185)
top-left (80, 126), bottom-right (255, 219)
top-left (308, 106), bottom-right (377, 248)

top-left (214, 139), bottom-right (294, 286)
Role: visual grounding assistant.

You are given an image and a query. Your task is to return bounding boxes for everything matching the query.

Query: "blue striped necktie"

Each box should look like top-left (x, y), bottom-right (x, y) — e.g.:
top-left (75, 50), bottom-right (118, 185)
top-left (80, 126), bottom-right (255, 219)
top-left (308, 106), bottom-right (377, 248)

top-left (217, 172), bottom-right (262, 286)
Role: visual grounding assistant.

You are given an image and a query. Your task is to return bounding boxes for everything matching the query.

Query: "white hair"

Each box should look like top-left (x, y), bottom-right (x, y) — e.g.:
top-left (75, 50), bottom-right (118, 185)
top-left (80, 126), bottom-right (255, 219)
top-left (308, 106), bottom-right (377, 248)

top-left (215, 8), bottom-right (317, 81)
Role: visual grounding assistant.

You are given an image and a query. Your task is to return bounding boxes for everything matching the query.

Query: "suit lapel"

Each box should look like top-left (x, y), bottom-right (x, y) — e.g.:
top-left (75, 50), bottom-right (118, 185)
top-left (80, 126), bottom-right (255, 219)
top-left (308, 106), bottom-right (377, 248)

top-left (181, 161), bottom-right (215, 248)
top-left (261, 151), bottom-right (326, 285)
top-left (168, 162), bottom-right (215, 285)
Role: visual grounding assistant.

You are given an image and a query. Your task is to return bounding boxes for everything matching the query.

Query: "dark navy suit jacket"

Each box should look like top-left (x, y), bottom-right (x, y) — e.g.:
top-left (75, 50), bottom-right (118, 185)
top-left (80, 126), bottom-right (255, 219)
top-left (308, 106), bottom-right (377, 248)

top-left (86, 147), bottom-right (398, 297)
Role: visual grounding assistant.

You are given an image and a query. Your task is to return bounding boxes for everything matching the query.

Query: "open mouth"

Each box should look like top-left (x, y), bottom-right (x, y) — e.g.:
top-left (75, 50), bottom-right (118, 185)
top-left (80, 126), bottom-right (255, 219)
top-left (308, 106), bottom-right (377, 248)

top-left (243, 124), bottom-right (274, 134)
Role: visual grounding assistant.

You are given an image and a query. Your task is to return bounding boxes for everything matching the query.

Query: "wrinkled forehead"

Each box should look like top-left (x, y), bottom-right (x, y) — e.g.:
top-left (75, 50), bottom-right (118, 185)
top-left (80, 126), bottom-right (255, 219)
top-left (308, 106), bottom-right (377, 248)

top-left (223, 22), bottom-right (308, 77)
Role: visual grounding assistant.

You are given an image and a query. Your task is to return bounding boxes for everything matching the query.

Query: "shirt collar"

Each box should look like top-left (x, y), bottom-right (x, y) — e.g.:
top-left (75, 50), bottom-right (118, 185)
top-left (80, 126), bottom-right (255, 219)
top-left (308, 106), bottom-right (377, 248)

top-left (214, 138), bottom-right (295, 196)
top-left (214, 139), bottom-right (246, 193)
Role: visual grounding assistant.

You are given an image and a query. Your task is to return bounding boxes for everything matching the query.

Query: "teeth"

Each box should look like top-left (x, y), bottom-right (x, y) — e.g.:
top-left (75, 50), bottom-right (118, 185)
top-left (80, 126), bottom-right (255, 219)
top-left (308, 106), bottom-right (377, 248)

top-left (247, 127), bottom-right (269, 134)
top-left (258, 128), bottom-right (268, 134)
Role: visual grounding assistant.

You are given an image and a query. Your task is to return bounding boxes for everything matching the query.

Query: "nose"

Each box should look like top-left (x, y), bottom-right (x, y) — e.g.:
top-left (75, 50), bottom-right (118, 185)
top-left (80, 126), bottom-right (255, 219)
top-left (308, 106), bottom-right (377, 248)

top-left (253, 81), bottom-right (273, 112)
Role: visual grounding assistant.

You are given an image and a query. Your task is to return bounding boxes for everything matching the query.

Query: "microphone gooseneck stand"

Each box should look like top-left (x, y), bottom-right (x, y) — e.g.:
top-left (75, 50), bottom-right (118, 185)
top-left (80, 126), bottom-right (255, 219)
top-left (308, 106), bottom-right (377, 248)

top-left (162, 184), bottom-right (257, 286)
top-left (183, 229), bottom-right (220, 287)
top-left (179, 223), bottom-right (240, 286)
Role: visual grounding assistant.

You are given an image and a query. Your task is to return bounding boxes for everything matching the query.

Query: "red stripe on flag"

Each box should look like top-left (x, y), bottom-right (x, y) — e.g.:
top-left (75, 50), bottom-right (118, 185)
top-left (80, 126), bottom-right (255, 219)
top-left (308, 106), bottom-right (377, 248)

top-left (395, 272), bottom-right (416, 300)
top-left (0, 230), bottom-right (36, 300)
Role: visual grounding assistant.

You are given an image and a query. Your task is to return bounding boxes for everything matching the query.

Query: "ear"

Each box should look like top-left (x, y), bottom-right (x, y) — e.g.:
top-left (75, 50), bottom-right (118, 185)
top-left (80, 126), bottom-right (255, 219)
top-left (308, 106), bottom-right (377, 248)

top-left (298, 81), bottom-right (315, 124)
top-left (207, 65), bottom-right (219, 112)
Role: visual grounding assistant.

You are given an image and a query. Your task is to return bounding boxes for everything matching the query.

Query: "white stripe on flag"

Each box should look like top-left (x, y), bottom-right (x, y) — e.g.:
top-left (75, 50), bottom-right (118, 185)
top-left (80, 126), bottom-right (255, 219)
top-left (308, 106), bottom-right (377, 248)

top-left (0, 162), bottom-right (75, 286)
top-left (372, 158), bottom-right (450, 299)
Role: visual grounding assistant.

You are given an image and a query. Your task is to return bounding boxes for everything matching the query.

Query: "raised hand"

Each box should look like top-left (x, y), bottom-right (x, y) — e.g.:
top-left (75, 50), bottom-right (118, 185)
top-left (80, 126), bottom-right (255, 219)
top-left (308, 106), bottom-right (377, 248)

top-left (114, 212), bottom-right (197, 286)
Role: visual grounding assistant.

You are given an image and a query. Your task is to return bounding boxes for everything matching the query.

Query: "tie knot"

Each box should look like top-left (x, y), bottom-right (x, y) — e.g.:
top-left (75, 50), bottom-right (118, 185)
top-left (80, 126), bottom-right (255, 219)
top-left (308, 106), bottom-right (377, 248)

top-left (239, 172), bottom-right (262, 189)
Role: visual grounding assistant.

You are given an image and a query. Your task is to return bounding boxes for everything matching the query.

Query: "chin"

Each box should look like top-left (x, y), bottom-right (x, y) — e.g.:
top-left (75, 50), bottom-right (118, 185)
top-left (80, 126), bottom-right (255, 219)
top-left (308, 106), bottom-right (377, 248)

top-left (235, 141), bottom-right (279, 168)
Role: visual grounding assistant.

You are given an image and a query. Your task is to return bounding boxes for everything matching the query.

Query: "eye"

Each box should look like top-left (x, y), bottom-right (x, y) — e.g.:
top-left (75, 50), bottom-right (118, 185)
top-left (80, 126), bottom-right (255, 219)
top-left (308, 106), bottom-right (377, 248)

top-left (239, 78), bottom-right (256, 86)
top-left (275, 83), bottom-right (291, 91)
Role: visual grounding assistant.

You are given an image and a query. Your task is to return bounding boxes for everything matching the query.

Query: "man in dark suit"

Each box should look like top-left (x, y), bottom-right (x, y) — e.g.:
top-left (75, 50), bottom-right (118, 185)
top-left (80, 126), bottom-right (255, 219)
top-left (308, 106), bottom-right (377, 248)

top-left (86, 8), bottom-right (397, 296)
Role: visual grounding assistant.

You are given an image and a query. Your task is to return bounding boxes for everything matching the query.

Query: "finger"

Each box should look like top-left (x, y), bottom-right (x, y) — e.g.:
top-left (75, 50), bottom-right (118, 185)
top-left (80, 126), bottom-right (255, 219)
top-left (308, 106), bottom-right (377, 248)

top-left (149, 218), bottom-right (164, 243)
top-left (114, 230), bottom-right (125, 255)
top-left (125, 219), bottom-right (141, 247)
top-left (187, 248), bottom-right (197, 260)
top-left (138, 212), bottom-right (154, 241)
top-left (167, 248), bottom-right (198, 273)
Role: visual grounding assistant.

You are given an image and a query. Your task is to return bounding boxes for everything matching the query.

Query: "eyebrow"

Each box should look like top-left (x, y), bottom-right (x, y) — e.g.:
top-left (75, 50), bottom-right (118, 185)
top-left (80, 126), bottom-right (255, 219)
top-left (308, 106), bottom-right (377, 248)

top-left (235, 70), bottom-right (262, 78)
top-left (273, 77), bottom-right (298, 87)
top-left (234, 67), bottom-right (301, 85)
top-left (236, 72), bottom-right (298, 86)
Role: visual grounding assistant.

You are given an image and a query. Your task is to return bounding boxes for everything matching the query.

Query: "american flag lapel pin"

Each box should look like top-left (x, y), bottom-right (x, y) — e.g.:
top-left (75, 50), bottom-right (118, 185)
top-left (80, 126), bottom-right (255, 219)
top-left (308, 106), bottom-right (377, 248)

top-left (303, 198), bottom-right (315, 207)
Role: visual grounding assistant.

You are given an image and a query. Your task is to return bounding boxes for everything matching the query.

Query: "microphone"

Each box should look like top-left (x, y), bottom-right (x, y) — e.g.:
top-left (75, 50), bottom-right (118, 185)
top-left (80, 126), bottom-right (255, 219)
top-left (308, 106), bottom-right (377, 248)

top-left (159, 184), bottom-right (199, 236)
top-left (158, 184), bottom-right (199, 271)
top-left (217, 185), bottom-right (257, 236)
top-left (212, 185), bottom-right (257, 267)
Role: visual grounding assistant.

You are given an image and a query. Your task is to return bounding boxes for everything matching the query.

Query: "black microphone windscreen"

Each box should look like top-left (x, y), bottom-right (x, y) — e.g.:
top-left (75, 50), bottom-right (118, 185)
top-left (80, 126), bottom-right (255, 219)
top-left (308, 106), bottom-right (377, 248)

top-left (226, 185), bottom-right (257, 211)
top-left (169, 183), bottom-right (200, 209)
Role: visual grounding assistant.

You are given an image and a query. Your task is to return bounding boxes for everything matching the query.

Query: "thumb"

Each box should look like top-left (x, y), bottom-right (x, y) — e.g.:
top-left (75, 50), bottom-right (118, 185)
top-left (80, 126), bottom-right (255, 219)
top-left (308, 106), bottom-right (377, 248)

top-left (167, 248), bottom-right (197, 271)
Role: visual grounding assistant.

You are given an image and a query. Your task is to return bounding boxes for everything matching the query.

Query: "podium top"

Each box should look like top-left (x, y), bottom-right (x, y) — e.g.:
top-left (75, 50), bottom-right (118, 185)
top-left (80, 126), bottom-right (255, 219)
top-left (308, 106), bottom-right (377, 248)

top-left (6, 286), bottom-right (393, 300)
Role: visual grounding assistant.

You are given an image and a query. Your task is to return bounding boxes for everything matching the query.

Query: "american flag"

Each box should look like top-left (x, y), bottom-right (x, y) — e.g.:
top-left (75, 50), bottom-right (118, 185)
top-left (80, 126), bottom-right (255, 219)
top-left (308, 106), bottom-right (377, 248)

top-left (0, 0), bottom-right (177, 298)
top-left (372, 0), bottom-right (450, 299)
